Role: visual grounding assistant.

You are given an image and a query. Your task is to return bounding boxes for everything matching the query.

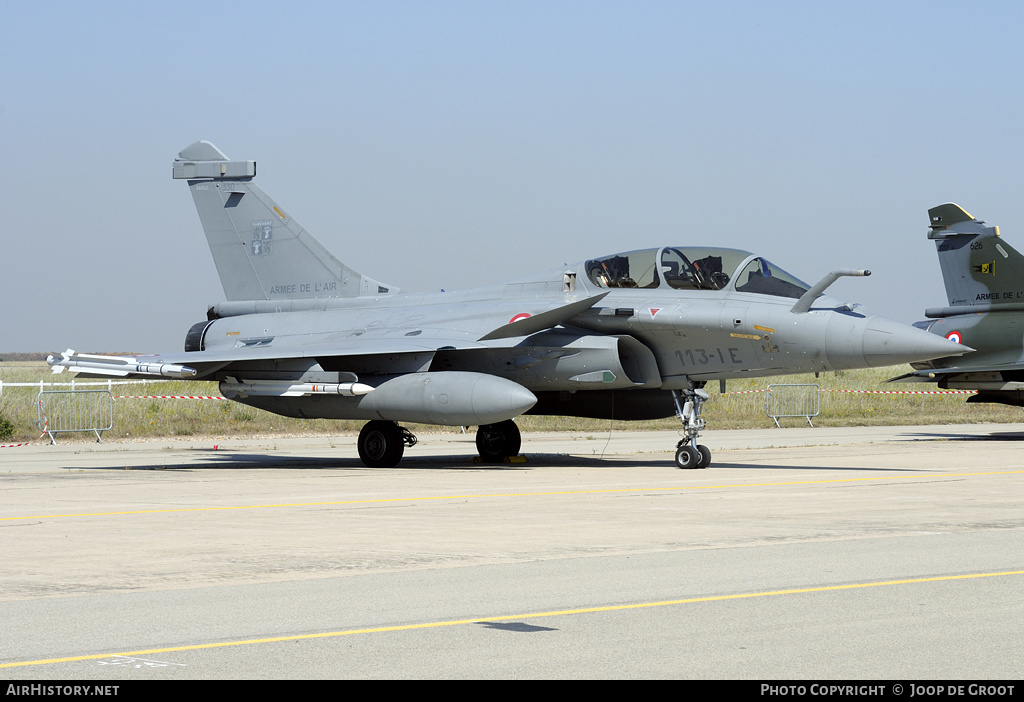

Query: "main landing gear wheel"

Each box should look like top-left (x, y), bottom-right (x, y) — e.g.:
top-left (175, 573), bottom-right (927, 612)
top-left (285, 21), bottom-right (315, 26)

top-left (358, 420), bottom-right (417, 468)
top-left (476, 419), bottom-right (522, 463)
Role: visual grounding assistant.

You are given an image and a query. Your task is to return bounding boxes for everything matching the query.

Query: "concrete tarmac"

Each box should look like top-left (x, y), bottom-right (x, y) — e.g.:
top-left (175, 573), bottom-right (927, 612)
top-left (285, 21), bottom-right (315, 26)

top-left (1, 424), bottom-right (1023, 679)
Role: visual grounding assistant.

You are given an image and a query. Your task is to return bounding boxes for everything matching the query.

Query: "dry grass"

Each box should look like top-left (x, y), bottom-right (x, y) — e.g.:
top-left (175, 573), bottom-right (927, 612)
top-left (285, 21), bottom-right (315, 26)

top-left (1, 361), bottom-right (1020, 443)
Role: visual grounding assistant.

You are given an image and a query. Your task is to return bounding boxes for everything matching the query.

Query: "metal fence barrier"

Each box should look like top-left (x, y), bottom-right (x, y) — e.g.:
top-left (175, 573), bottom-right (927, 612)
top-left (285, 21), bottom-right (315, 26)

top-left (36, 390), bottom-right (113, 444)
top-left (766, 384), bottom-right (820, 427)
top-left (1, 379), bottom-right (164, 395)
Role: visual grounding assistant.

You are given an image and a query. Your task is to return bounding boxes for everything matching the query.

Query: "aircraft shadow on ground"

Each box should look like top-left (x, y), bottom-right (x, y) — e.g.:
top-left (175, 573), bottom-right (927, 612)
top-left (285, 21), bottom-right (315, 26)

top-left (901, 430), bottom-right (1024, 442)
top-left (60, 451), bottom-right (535, 472)
top-left (61, 449), bottom-right (690, 472)
top-left (61, 449), bottom-right (937, 472)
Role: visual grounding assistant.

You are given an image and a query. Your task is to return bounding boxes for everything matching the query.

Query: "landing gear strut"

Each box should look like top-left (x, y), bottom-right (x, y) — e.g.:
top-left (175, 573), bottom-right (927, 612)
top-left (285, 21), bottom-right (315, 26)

top-left (672, 387), bottom-right (711, 469)
top-left (475, 419), bottom-right (522, 462)
top-left (357, 420), bottom-right (417, 467)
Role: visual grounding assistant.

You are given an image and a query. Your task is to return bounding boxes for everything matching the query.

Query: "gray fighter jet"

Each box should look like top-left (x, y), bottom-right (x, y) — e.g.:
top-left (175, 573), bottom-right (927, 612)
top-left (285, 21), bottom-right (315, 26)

top-left (48, 142), bottom-right (967, 468)
top-left (893, 203), bottom-right (1024, 405)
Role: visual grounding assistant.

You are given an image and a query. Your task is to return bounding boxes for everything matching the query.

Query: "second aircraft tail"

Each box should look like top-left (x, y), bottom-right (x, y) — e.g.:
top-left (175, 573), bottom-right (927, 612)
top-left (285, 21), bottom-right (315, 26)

top-left (927, 203), bottom-right (1024, 310)
top-left (173, 141), bottom-right (397, 302)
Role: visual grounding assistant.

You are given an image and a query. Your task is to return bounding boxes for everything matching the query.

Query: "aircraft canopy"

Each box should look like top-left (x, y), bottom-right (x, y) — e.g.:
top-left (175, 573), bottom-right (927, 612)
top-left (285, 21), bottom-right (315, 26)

top-left (585, 247), bottom-right (811, 299)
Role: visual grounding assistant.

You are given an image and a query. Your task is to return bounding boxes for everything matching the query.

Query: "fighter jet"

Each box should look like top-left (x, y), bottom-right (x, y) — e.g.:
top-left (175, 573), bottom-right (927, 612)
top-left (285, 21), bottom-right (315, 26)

top-left (48, 142), bottom-right (967, 468)
top-left (892, 203), bottom-right (1024, 405)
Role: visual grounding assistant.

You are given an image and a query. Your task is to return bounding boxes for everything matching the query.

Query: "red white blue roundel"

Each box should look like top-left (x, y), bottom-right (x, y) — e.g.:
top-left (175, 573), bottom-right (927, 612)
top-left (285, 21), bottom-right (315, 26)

top-left (946, 331), bottom-right (962, 344)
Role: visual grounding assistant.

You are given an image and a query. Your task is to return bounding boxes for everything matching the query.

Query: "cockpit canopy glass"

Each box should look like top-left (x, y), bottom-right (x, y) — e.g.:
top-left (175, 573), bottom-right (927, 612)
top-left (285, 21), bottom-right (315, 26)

top-left (585, 249), bottom-right (662, 289)
top-left (585, 247), bottom-right (811, 299)
top-left (733, 257), bottom-right (811, 299)
top-left (659, 247), bottom-right (749, 291)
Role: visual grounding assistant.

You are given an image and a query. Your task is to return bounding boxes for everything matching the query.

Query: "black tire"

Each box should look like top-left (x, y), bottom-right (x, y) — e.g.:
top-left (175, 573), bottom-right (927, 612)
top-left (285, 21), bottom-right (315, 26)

top-left (358, 421), bottom-right (405, 468)
top-left (476, 420), bottom-right (522, 462)
top-left (675, 444), bottom-right (700, 469)
top-left (696, 444), bottom-right (712, 469)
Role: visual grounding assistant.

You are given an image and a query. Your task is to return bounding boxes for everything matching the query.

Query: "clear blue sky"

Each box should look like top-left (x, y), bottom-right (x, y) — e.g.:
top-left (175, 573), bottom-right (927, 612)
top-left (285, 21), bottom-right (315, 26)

top-left (3, 0), bottom-right (1023, 351)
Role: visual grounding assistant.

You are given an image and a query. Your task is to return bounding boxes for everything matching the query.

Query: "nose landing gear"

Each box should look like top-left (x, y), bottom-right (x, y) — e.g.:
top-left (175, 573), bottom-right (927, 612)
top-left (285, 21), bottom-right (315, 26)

top-left (672, 387), bottom-right (711, 469)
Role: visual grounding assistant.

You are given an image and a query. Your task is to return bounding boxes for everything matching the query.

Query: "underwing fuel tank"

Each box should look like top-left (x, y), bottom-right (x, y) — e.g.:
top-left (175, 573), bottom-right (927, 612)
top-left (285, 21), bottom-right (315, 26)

top-left (235, 371), bottom-right (536, 425)
top-left (357, 372), bottom-right (538, 426)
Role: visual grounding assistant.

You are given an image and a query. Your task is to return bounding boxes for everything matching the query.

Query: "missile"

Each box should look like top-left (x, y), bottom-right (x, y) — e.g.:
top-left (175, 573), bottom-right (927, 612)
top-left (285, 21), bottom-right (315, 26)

top-left (220, 380), bottom-right (375, 398)
top-left (46, 349), bottom-right (197, 379)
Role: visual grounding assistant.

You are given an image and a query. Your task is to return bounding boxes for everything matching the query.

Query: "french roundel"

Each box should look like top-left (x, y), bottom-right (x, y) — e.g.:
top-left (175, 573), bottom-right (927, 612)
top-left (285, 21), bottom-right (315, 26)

top-left (946, 331), bottom-right (962, 344)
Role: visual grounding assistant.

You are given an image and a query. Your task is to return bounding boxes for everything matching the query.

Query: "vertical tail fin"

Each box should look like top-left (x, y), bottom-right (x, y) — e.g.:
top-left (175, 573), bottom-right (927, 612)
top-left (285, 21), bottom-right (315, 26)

top-left (927, 203), bottom-right (1024, 308)
top-left (173, 141), bottom-right (398, 301)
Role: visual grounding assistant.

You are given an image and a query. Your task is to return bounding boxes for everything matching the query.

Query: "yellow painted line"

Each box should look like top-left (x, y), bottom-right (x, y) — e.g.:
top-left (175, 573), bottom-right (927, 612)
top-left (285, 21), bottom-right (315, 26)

top-left (3, 470), bottom-right (1023, 522)
top-left (3, 569), bottom-right (1022, 669)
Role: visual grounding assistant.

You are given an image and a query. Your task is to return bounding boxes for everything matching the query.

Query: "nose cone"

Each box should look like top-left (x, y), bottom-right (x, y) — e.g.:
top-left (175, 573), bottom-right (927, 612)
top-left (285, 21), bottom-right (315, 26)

top-left (826, 315), bottom-right (972, 369)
